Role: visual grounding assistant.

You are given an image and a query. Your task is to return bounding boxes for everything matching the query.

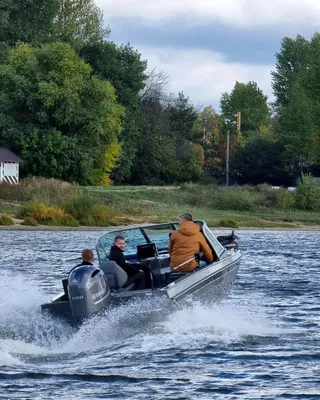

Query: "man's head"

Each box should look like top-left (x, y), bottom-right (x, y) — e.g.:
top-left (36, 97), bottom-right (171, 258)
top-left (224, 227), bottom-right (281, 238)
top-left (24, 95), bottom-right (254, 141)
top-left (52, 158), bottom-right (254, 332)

top-left (114, 235), bottom-right (125, 251)
top-left (179, 213), bottom-right (193, 225)
top-left (81, 248), bottom-right (94, 263)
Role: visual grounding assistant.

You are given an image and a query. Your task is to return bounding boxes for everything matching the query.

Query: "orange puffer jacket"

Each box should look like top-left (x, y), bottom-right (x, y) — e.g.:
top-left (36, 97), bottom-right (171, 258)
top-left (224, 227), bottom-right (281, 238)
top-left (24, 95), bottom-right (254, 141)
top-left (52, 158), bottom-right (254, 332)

top-left (169, 221), bottom-right (214, 272)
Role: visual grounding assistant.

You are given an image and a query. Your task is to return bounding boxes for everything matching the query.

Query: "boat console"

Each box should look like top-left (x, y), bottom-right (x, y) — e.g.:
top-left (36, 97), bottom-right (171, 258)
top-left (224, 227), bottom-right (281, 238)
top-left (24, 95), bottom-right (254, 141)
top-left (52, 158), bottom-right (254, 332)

top-left (137, 243), bottom-right (158, 260)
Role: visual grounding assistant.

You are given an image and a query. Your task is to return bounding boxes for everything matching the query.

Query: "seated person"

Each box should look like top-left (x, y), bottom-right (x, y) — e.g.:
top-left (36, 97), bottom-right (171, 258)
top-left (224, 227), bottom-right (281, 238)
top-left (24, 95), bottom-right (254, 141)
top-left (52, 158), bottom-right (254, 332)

top-left (169, 213), bottom-right (214, 272)
top-left (64, 249), bottom-right (95, 297)
top-left (109, 235), bottom-right (151, 289)
top-left (75, 248), bottom-right (94, 267)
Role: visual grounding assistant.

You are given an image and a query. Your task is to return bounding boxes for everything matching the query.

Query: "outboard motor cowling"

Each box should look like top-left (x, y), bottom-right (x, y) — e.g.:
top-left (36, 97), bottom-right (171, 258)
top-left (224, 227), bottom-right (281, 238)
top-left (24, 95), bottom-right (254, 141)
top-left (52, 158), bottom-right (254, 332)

top-left (68, 265), bottom-right (111, 319)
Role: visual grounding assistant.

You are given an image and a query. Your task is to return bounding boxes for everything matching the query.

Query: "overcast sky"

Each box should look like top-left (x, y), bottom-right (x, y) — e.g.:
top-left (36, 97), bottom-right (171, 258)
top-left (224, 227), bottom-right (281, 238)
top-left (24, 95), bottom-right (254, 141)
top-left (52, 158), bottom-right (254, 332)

top-left (96, 0), bottom-right (319, 110)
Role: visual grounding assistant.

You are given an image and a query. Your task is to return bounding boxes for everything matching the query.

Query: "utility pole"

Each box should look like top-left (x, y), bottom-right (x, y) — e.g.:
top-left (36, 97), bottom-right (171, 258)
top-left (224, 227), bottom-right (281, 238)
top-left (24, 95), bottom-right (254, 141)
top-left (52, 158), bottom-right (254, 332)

top-left (236, 111), bottom-right (241, 140)
top-left (226, 129), bottom-right (230, 186)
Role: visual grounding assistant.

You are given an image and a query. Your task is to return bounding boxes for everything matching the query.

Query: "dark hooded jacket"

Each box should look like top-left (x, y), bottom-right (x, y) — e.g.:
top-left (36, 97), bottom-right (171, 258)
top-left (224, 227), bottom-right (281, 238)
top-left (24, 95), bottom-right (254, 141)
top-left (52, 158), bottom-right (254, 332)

top-left (108, 245), bottom-right (140, 276)
top-left (169, 221), bottom-right (214, 272)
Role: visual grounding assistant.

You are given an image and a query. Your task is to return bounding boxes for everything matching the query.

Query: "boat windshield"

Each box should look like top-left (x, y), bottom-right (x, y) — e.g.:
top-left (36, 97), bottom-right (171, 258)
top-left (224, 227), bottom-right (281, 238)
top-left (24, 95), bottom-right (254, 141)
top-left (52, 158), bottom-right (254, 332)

top-left (96, 220), bottom-right (225, 262)
top-left (142, 223), bottom-right (176, 251)
top-left (96, 223), bottom-right (177, 262)
top-left (96, 228), bottom-right (147, 261)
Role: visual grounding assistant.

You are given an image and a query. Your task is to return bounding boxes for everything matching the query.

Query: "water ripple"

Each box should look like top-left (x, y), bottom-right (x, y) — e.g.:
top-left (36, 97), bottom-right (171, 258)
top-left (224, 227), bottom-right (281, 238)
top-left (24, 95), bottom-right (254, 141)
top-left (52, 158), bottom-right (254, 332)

top-left (0, 229), bottom-right (319, 399)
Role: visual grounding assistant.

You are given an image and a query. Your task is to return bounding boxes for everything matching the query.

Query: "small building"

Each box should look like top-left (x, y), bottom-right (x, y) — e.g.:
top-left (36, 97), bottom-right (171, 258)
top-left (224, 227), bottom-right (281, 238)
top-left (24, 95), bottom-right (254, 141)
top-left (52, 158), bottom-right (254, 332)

top-left (0, 147), bottom-right (22, 184)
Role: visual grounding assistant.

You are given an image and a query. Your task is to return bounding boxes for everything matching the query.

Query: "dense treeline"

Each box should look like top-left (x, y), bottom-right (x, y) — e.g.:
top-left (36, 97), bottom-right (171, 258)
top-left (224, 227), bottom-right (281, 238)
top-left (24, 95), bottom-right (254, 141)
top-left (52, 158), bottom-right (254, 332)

top-left (0, 1), bottom-right (319, 186)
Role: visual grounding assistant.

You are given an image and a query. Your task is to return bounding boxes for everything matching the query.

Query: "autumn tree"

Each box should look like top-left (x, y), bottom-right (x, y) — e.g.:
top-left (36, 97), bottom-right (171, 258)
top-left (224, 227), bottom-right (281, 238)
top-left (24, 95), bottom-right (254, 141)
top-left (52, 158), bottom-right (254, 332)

top-left (192, 106), bottom-right (225, 178)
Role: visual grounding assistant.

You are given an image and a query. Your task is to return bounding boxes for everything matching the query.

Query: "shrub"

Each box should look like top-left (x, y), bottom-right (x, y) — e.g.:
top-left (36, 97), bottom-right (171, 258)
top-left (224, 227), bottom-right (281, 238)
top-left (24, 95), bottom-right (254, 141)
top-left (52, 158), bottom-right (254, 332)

top-left (79, 205), bottom-right (116, 226)
top-left (278, 189), bottom-right (295, 210)
top-left (17, 202), bottom-right (78, 225)
top-left (52, 214), bottom-right (79, 227)
top-left (18, 202), bottom-right (65, 220)
top-left (21, 216), bottom-right (38, 226)
top-left (0, 213), bottom-right (14, 225)
top-left (253, 184), bottom-right (280, 207)
top-left (60, 194), bottom-right (116, 226)
top-left (294, 174), bottom-right (320, 211)
top-left (211, 186), bottom-right (255, 211)
top-left (0, 177), bottom-right (77, 202)
top-left (218, 219), bottom-right (239, 228)
top-left (60, 193), bottom-right (94, 220)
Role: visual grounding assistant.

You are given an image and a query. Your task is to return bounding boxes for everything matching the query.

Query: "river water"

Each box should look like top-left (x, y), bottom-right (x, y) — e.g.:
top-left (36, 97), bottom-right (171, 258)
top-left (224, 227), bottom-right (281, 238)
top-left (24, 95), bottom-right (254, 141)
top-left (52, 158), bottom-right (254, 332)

top-left (0, 229), bottom-right (319, 399)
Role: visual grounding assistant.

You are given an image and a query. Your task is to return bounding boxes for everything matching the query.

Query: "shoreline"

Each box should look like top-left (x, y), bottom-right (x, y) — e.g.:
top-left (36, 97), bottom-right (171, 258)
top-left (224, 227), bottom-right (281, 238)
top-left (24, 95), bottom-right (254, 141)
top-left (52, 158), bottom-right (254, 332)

top-left (0, 224), bottom-right (319, 232)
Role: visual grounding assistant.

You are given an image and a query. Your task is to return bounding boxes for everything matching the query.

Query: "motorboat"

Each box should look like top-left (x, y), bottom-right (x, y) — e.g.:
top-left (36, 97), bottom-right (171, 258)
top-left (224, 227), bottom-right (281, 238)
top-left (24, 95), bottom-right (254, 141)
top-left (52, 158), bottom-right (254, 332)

top-left (41, 220), bottom-right (242, 324)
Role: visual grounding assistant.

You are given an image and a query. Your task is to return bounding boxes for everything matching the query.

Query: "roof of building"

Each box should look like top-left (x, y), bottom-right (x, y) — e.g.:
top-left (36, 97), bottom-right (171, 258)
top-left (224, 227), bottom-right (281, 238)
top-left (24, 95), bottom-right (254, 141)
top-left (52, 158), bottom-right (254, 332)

top-left (0, 147), bottom-right (22, 162)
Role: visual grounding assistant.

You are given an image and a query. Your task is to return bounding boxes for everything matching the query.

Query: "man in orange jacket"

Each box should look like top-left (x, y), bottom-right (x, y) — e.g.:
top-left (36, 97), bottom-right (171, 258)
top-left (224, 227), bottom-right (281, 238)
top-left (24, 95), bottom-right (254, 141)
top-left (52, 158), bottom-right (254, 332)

top-left (169, 213), bottom-right (214, 272)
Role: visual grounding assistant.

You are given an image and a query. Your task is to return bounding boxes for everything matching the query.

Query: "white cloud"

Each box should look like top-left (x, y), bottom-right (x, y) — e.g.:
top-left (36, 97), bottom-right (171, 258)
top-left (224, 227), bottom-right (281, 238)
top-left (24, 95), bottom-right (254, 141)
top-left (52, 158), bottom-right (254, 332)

top-left (97, 0), bottom-right (320, 28)
top-left (140, 46), bottom-right (273, 109)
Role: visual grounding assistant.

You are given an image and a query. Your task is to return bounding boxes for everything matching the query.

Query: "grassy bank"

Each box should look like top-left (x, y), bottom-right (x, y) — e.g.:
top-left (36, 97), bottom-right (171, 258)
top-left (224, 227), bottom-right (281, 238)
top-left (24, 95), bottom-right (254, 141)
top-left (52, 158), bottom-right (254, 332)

top-left (0, 178), bottom-right (319, 229)
top-left (81, 184), bottom-right (320, 228)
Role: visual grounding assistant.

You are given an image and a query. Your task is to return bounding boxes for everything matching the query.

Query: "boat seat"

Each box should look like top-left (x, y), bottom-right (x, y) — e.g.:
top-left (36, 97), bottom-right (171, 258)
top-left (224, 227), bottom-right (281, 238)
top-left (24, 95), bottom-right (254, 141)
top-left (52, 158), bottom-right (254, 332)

top-left (99, 260), bottom-right (134, 291)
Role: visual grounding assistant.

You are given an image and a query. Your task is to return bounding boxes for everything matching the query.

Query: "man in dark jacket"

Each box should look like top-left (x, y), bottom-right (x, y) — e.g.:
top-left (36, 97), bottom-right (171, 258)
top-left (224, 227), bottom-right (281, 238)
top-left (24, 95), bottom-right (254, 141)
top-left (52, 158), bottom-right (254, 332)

top-left (109, 235), bottom-right (148, 289)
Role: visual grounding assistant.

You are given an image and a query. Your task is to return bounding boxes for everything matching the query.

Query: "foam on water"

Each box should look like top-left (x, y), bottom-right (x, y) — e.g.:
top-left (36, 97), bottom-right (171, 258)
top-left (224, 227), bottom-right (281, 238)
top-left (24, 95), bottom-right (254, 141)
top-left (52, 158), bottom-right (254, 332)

top-left (137, 297), bottom-right (286, 354)
top-left (0, 272), bottom-right (74, 365)
top-left (57, 294), bottom-right (286, 357)
top-left (0, 271), bottom-right (286, 365)
top-left (0, 349), bottom-right (23, 366)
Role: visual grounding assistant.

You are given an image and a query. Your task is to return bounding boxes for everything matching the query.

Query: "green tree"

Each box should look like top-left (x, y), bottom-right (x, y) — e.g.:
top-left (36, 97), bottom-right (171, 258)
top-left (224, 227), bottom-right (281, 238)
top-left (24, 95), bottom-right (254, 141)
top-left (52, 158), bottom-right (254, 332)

top-left (0, 0), bottom-right (59, 60)
top-left (80, 42), bottom-right (147, 107)
top-left (220, 81), bottom-right (270, 138)
top-left (272, 35), bottom-right (311, 110)
top-left (0, 42), bottom-right (124, 183)
top-left (168, 92), bottom-right (198, 141)
top-left (132, 91), bottom-right (203, 184)
top-left (80, 41), bottom-right (147, 182)
top-left (231, 136), bottom-right (292, 185)
top-left (272, 33), bottom-right (320, 175)
top-left (52, 0), bottom-right (109, 48)
top-left (0, 0), bottom-right (59, 46)
top-left (277, 80), bottom-right (315, 176)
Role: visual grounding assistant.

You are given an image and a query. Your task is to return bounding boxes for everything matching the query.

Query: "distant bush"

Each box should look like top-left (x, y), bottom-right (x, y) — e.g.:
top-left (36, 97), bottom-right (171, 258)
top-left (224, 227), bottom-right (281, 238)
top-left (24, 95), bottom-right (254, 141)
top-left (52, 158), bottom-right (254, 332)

top-left (17, 202), bottom-right (78, 226)
top-left (278, 189), bottom-right (295, 210)
top-left (218, 219), bottom-right (239, 228)
top-left (18, 202), bottom-right (64, 220)
top-left (59, 194), bottom-right (116, 226)
top-left (0, 213), bottom-right (14, 225)
top-left (294, 174), bottom-right (320, 211)
top-left (79, 205), bottom-right (116, 226)
top-left (60, 193), bottom-right (94, 221)
top-left (211, 186), bottom-right (255, 211)
top-left (53, 214), bottom-right (79, 227)
top-left (0, 177), bottom-right (77, 202)
top-left (253, 184), bottom-right (280, 207)
top-left (21, 216), bottom-right (38, 226)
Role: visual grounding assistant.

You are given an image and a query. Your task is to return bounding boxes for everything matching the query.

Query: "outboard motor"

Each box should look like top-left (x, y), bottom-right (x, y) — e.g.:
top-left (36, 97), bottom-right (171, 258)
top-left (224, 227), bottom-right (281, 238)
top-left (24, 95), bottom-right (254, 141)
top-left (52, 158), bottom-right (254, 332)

top-left (68, 265), bottom-right (111, 320)
top-left (217, 230), bottom-right (239, 249)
